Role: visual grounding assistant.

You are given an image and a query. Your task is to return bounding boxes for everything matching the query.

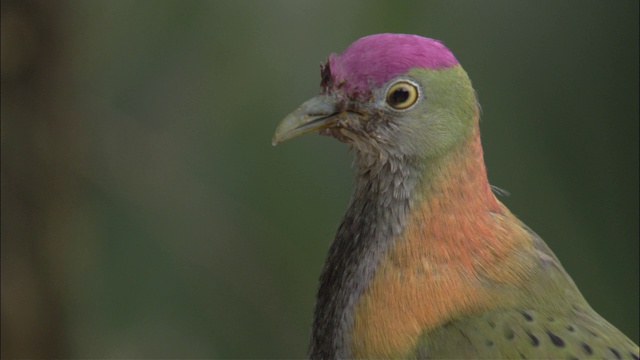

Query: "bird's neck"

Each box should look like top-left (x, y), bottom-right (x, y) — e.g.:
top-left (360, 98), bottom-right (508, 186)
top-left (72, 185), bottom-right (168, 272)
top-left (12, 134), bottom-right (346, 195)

top-left (347, 127), bottom-right (536, 358)
top-left (413, 125), bottom-right (502, 241)
top-left (349, 126), bottom-right (506, 274)
top-left (406, 126), bottom-right (512, 272)
top-left (309, 143), bottom-right (419, 359)
top-left (310, 127), bottom-right (506, 359)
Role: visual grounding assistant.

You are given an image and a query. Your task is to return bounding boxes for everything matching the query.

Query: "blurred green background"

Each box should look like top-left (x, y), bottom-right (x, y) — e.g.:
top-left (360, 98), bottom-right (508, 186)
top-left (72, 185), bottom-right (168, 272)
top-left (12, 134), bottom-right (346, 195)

top-left (1, 0), bottom-right (638, 358)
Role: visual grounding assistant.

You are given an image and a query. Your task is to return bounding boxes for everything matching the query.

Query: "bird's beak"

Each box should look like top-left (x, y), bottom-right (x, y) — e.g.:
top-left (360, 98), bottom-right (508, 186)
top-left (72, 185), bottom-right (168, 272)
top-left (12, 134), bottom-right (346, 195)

top-left (272, 95), bottom-right (341, 146)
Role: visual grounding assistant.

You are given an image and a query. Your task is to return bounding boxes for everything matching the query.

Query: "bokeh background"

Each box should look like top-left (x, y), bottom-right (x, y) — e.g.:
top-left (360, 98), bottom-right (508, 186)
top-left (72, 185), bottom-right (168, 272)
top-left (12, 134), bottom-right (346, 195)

top-left (1, 0), bottom-right (638, 358)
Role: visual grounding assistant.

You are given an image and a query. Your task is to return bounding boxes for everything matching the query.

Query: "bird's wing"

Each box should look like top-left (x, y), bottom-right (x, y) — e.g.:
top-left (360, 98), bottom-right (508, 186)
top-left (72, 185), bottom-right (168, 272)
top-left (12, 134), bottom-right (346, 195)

top-left (413, 306), bottom-right (639, 359)
top-left (412, 225), bottom-right (639, 359)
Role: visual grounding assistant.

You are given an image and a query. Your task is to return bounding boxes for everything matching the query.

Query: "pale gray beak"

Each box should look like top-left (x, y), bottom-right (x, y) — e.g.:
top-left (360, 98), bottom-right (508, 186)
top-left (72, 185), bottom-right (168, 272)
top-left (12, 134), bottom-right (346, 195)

top-left (272, 95), bottom-right (341, 146)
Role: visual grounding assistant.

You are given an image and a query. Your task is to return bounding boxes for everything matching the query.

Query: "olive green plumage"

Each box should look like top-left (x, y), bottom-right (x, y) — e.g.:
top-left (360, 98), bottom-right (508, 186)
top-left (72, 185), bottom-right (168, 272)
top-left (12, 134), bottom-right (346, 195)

top-left (414, 229), bottom-right (638, 359)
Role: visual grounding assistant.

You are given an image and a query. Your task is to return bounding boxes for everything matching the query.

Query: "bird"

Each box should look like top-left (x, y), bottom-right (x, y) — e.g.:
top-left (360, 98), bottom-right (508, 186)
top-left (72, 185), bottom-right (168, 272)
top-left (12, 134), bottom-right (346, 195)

top-left (272, 34), bottom-right (639, 359)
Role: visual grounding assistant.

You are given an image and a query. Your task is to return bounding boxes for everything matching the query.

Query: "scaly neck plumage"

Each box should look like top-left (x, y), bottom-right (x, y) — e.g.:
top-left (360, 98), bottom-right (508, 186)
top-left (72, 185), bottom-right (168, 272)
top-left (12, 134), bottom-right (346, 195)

top-left (308, 126), bottom-right (499, 359)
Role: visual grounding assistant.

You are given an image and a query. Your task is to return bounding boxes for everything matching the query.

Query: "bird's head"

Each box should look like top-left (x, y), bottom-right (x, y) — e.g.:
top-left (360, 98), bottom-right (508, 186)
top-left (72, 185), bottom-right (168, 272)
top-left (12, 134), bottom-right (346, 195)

top-left (273, 34), bottom-right (479, 160)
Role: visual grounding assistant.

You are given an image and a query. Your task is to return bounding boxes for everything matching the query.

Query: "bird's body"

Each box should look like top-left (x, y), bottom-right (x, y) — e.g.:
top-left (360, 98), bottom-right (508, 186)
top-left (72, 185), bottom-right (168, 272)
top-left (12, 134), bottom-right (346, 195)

top-left (273, 34), bottom-right (639, 359)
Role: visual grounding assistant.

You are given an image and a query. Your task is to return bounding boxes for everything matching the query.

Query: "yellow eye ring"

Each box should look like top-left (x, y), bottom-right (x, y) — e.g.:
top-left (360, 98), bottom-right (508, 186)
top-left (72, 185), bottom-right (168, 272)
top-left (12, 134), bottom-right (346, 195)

top-left (385, 81), bottom-right (419, 110)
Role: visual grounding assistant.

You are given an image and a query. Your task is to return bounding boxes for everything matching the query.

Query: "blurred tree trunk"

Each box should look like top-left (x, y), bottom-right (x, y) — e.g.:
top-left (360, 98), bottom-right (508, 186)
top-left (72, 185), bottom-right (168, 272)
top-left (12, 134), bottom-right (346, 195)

top-left (1, 0), bottom-right (69, 357)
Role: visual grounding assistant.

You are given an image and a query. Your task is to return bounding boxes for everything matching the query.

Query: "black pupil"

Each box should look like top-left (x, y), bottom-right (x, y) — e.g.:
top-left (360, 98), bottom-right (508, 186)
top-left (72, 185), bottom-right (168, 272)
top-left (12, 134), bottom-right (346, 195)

top-left (389, 87), bottom-right (410, 105)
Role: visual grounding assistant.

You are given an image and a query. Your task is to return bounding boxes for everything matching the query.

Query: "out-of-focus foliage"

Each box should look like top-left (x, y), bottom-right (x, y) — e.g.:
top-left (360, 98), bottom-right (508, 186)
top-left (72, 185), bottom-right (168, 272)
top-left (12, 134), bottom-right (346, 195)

top-left (1, 0), bottom-right (637, 358)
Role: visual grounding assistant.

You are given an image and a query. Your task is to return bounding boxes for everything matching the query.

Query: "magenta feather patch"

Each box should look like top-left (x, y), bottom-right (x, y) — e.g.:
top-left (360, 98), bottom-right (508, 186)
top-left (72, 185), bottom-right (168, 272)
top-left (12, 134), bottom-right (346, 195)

top-left (321, 34), bottom-right (459, 97)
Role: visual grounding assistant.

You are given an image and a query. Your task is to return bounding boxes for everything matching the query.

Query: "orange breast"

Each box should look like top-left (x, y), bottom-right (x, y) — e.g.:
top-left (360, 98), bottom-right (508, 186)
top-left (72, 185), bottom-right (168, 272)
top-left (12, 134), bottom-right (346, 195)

top-left (347, 129), bottom-right (539, 358)
top-left (349, 189), bottom-right (533, 358)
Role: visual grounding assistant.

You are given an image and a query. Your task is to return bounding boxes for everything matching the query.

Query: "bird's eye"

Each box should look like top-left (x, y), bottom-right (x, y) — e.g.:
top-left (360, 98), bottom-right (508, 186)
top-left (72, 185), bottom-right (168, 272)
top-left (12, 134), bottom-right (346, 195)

top-left (385, 81), bottom-right (419, 110)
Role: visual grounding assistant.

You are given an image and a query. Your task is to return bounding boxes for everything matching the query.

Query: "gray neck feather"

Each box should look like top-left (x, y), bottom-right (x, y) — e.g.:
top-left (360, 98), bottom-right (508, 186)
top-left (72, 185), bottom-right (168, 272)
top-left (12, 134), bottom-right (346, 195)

top-left (308, 150), bottom-right (421, 359)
